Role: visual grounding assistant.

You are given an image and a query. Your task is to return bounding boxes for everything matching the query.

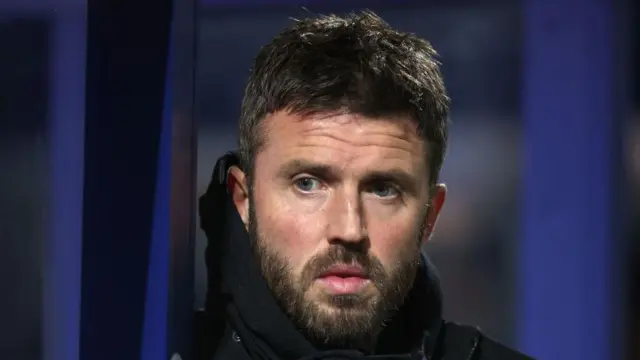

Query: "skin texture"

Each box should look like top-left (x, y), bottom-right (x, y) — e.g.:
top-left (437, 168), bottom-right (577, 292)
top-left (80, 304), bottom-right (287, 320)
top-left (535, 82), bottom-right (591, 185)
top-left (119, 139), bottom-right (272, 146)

top-left (228, 111), bottom-right (446, 350)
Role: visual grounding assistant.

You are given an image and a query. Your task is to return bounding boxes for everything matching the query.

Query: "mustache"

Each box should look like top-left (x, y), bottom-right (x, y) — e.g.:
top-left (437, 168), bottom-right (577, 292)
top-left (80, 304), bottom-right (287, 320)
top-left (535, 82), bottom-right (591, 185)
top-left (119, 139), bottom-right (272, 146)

top-left (300, 246), bottom-right (386, 286)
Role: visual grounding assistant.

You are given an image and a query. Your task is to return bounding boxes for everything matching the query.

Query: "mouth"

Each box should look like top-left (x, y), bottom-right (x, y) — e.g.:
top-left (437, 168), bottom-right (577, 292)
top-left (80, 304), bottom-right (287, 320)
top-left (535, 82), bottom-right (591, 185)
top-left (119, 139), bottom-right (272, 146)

top-left (315, 264), bottom-right (371, 295)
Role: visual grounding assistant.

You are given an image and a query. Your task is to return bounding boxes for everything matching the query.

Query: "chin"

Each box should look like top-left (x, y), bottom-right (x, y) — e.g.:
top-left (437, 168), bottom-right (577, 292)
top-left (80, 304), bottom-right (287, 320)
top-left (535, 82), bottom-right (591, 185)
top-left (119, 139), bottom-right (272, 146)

top-left (302, 298), bottom-right (381, 349)
top-left (313, 291), bottom-right (380, 314)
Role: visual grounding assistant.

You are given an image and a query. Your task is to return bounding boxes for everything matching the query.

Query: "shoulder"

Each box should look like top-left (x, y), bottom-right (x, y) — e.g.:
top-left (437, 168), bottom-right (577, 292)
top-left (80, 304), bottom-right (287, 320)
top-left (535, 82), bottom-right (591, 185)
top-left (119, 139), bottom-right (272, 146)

top-left (477, 335), bottom-right (533, 360)
top-left (438, 322), bottom-right (534, 360)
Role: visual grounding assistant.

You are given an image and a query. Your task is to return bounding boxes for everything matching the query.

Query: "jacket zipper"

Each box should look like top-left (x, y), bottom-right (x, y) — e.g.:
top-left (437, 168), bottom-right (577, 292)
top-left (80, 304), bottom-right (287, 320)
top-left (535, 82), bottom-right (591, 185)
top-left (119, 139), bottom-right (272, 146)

top-left (464, 336), bottom-right (480, 360)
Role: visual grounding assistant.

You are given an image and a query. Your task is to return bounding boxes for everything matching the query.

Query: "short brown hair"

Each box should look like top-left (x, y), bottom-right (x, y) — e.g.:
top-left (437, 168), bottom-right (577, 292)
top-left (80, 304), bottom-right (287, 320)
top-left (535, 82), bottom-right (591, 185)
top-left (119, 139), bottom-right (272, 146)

top-left (238, 11), bottom-right (450, 185)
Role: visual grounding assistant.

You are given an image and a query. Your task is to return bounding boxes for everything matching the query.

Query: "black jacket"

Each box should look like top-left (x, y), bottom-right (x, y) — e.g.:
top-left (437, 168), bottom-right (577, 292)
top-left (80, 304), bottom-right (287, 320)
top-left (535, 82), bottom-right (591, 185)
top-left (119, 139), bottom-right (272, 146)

top-left (196, 152), bottom-right (532, 360)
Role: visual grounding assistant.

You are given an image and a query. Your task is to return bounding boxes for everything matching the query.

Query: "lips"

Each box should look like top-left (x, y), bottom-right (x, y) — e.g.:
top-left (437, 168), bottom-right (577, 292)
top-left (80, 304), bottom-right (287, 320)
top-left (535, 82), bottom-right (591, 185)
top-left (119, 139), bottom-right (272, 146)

top-left (318, 264), bottom-right (367, 278)
top-left (316, 264), bottom-right (370, 295)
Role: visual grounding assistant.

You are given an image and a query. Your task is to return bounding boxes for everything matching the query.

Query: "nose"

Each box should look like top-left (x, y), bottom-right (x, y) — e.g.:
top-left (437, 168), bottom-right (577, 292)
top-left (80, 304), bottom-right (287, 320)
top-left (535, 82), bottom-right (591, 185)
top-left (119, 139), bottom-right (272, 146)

top-left (326, 190), bottom-right (368, 245)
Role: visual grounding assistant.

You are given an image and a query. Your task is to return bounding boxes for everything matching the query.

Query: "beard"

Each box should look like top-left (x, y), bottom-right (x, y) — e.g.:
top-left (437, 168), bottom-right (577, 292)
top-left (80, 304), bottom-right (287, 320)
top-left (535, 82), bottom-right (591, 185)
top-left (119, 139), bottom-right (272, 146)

top-left (247, 196), bottom-right (424, 350)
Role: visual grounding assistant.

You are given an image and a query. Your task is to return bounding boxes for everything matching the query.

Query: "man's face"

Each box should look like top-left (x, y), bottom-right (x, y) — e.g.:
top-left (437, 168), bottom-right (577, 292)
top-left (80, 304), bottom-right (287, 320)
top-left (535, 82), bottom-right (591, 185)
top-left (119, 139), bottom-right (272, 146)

top-left (229, 111), bottom-right (445, 349)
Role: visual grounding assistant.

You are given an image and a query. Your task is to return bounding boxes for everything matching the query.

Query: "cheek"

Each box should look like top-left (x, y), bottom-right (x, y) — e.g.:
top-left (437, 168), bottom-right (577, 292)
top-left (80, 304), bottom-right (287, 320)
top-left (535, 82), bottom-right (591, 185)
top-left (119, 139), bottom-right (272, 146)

top-left (253, 186), bottom-right (324, 273)
top-left (368, 218), bottom-right (421, 267)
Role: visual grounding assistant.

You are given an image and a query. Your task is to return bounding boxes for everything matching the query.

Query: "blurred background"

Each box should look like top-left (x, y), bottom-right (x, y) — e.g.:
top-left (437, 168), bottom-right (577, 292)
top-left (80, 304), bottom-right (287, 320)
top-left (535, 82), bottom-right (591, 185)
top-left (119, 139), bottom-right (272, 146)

top-left (0, 0), bottom-right (637, 359)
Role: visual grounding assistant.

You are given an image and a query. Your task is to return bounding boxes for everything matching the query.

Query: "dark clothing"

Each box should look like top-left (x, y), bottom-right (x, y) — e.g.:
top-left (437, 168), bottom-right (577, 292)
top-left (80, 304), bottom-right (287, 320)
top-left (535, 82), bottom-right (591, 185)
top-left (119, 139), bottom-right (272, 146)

top-left (196, 152), bottom-right (532, 360)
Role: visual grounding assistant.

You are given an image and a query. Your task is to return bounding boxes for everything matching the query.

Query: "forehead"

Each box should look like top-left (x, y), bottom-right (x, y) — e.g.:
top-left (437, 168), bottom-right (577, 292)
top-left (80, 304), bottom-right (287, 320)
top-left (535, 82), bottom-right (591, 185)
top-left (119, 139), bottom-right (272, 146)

top-left (256, 111), bottom-right (428, 174)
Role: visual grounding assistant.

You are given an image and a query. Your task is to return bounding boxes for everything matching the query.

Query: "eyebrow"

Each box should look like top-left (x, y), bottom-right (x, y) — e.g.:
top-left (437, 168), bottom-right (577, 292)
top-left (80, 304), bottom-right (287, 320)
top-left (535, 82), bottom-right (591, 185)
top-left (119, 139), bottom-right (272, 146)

top-left (276, 159), bottom-right (419, 194)
top-left (277, 159), bottom-right (338, 181)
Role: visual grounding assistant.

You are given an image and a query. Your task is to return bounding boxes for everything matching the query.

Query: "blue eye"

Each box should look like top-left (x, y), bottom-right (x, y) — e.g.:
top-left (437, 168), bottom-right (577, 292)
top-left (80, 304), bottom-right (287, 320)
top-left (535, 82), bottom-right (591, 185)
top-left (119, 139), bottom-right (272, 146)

top-left (370, 184), bottom-right (400, 198)
top-left (294, 177), bottom-right (321, 192)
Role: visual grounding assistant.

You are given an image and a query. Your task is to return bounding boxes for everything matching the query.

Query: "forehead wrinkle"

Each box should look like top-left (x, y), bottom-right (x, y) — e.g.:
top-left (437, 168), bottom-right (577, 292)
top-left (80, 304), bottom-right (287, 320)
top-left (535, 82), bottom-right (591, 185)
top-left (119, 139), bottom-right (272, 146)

top-left (266, 111), bottom-right (423, 149)
top-left (299, 121), bottom-right (415, 140)
top-left (295, 141), bottom-right (422, 162)
top-left (262, 112), bottom-right (429, 174)
top-left (299, 126), bottom-right (421, 148)
top-left (297, 135), bottom-right (423, 163)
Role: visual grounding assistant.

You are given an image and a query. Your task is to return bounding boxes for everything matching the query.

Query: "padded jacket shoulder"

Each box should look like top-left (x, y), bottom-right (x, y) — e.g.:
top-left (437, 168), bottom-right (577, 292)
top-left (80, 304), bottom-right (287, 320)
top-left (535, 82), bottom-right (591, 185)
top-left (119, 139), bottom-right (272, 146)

top-left (437, 322), bottom-right (533, 360)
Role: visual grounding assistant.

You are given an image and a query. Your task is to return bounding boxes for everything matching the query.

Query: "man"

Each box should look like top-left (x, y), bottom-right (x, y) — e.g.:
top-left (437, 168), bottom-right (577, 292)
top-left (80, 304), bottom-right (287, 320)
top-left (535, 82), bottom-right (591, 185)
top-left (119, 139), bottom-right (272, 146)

top-left (197, 11), bottom-right (531, 360)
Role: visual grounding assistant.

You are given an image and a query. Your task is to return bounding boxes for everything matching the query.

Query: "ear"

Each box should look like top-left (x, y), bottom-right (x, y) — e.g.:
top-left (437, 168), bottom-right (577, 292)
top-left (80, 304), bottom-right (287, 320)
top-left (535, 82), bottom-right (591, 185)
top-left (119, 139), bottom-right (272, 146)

top-left (422, 183), bottom-right (447, 244)
top-left (227, 165), bottom-right (250, 229)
